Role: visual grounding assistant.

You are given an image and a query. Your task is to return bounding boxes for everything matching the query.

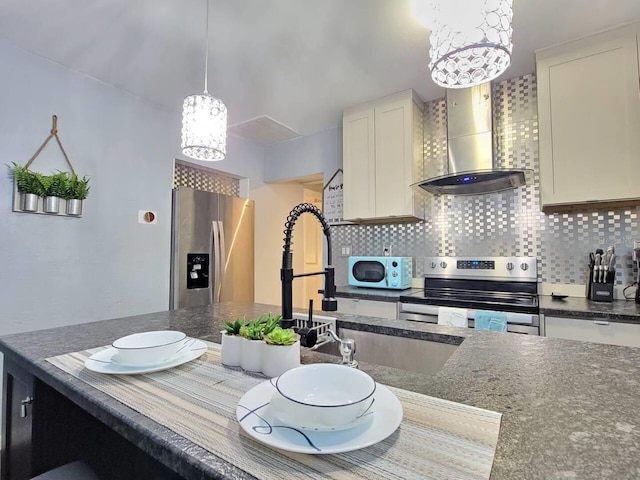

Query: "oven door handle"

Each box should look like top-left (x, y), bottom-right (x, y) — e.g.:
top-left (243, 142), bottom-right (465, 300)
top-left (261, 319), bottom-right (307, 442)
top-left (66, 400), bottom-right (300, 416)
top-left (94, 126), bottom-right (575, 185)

top-left (399, 303), bottom-right (441, 316)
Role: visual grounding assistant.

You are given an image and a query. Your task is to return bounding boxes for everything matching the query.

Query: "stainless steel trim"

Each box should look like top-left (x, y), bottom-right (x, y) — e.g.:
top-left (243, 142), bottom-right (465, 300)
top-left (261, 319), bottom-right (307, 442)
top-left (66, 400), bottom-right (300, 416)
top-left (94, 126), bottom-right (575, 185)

top-left (211, 221), bottom-right (219, 304)
top-left (216, 220), bottom-right (226, 302)
top-left (169, 189), bottom-right (180, 310)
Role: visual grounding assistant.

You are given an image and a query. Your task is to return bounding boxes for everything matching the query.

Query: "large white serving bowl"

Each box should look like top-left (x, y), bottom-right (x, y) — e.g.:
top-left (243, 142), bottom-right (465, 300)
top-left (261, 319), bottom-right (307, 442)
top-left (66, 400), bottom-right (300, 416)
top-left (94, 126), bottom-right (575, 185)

top-left (111, 331), bottom-right (187, 366)
top-left (274, 364), bottom-right (376, 428)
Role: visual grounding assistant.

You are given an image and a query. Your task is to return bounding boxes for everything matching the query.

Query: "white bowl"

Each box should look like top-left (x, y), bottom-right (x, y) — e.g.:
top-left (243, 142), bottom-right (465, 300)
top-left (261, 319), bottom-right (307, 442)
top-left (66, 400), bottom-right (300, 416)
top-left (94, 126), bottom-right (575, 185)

top-left (111, 331), bottom-right (187, 366)
top-left (274, 364), bottom-right (376, 428)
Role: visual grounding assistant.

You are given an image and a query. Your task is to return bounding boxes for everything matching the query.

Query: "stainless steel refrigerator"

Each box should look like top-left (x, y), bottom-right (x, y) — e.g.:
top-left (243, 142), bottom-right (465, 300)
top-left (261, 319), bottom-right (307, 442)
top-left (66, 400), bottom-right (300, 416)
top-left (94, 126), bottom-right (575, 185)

top-left (170, 187), bottom-right (255, 309)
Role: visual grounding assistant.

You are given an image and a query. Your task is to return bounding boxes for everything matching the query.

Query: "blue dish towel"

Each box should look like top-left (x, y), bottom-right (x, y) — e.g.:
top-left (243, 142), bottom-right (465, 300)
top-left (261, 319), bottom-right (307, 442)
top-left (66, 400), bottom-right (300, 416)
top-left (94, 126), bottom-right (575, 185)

top-left (474, 310), bottom-right (508, 332)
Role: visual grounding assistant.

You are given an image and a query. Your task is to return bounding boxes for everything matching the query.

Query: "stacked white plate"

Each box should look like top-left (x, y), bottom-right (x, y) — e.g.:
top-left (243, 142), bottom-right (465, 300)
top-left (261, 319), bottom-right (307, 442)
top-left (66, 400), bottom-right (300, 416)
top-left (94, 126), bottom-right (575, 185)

top-left (236, 364), bottom-right (403, 454)
top-left (84, 331), bottom-right (207, 374)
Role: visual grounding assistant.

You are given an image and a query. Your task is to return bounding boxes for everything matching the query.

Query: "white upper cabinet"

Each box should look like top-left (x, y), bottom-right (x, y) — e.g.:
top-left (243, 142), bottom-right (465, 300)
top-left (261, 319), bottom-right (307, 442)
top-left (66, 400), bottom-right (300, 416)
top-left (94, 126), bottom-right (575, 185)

top-left (536, 23), bottom-right (640, 210)
top-left (342, 90), bottom-right (424, 221)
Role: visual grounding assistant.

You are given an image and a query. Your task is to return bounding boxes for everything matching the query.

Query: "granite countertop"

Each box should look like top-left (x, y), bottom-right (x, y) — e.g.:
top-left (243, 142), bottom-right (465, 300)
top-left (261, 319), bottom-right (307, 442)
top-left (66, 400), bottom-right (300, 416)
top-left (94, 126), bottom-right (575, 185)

top-left (2, 303), bottom-right (640, 479)
top-left (539, 296), bottom-right (640, 323)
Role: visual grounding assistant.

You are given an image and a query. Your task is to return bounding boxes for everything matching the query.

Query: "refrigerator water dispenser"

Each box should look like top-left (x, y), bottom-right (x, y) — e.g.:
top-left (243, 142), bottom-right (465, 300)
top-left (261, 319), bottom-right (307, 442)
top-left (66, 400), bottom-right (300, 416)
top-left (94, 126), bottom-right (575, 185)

top-left (187, 253), bottom-right (209, 289)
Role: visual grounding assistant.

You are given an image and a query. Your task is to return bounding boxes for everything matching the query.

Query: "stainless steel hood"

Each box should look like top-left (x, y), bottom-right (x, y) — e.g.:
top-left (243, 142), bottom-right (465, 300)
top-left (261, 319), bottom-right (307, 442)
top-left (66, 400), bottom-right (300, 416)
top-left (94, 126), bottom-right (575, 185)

top-left (413, 83), bottom-right (528, 196)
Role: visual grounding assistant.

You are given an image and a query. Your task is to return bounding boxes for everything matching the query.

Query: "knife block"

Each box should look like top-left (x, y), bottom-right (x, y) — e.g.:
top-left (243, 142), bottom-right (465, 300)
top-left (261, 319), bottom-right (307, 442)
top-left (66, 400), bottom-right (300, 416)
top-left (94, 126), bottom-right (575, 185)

top-left (587, 266), bottom-right (614, 302)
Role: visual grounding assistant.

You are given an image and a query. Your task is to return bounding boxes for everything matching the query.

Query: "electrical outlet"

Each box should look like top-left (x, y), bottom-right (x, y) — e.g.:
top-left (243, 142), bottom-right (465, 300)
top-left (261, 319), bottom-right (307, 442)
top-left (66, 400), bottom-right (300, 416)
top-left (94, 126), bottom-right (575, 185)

top-left (383, 245), bottom-right (392, 256)
top-left (340, 245), bottom-right (352, 256)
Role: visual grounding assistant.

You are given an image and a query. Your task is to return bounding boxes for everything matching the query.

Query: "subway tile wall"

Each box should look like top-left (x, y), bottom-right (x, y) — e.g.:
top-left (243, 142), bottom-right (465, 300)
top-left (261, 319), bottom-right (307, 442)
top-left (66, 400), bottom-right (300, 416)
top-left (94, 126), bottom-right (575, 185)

top-left (331, 74), bottom-right (639, 288)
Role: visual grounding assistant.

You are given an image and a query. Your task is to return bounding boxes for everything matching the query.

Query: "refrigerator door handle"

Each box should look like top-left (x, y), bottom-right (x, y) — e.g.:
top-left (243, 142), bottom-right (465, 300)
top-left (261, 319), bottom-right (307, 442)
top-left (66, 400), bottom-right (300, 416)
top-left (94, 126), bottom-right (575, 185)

top-left (217, 220), bottom-right (227, 303)
top-left (211, 221), bottom-right (221, 304)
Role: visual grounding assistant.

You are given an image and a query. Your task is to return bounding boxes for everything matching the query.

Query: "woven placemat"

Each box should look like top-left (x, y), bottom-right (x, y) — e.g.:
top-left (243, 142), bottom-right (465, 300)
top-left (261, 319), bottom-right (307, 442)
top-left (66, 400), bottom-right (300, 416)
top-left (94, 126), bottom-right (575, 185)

top-left (47, 342), bottom-right (501, 480)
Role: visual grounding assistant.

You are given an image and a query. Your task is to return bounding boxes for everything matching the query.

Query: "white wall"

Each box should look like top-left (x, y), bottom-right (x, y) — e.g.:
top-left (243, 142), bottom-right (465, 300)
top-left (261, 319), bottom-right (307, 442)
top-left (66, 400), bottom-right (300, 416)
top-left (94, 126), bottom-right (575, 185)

top-left (0, 40), bottom-right (264, 335)
top-left (263, 126), bottom-right (342, 184)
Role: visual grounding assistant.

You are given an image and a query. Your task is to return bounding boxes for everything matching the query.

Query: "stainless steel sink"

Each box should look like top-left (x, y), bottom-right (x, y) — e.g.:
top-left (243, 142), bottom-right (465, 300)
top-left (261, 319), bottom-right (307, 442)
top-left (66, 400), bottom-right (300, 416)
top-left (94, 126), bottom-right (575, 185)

top-left (317, 328), bottom-right (459, 376)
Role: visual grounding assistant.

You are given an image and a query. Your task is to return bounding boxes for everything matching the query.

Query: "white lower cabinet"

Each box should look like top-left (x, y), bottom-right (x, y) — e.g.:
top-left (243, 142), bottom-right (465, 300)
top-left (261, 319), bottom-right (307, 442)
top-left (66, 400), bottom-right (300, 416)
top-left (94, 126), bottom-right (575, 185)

top-left (545, 315), bottom-right (640, 348)
top-left (336, 298), bottom-right (397, 319)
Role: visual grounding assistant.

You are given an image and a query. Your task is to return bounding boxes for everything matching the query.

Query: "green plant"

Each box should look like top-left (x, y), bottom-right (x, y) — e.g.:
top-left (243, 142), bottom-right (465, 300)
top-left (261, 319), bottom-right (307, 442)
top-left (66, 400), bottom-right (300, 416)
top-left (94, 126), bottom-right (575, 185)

top-left (260, 312), bottom-right (282, 336)
top-left (38, 171), bottom-right (68, 198)
top-left (224, 318), bottom-right (245, 336)
top-left (64, 173), bottom-right (90, 200)
top-left (239, 320), bottom-right (265, 340)
top-left (9, 163), bottom-right (43, 196)
top-left (265, 327), bottom-right (299, 346)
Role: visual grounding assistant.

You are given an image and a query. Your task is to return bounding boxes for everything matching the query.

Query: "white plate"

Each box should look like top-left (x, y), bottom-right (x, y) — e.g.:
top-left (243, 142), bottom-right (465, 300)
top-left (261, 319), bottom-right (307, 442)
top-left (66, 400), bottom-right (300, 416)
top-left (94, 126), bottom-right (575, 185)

top-left (236, 379), bottom-right (402, 454)
top-left (84, 339), bottom-right (207, 374)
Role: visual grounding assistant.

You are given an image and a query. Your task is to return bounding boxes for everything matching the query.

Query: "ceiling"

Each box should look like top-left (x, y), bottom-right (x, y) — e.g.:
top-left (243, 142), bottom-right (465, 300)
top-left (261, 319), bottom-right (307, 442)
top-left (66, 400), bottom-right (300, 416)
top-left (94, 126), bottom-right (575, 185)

top-left (1, 0), bottom-right (640, 139)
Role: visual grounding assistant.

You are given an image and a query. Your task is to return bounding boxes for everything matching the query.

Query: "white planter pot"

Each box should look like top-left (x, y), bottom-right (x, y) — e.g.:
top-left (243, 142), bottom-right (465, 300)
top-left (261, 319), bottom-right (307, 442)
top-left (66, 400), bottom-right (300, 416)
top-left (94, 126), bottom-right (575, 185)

top-left (261, 341), bottom-right (300, 378)
top-left (220, 332), bottom-right (242, 367)
top-left (240, 338), bottom-right (263, 372)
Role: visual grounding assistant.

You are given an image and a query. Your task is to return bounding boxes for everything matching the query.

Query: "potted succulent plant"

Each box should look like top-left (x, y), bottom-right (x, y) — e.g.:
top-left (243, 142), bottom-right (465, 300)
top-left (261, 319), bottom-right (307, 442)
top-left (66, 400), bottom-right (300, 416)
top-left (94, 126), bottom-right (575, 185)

top-left (9, 163), bottom-right (43, 212)
top-left (42, 171), bottom-right (68, 214)
top-left (262, 326), bottom-right (301, 378)
top-left (64, 173), bottom-right (90, 216)
top-left (239, 319), bottom-right (266, 372)
top-left (221, 318), bottom-right (245, 367)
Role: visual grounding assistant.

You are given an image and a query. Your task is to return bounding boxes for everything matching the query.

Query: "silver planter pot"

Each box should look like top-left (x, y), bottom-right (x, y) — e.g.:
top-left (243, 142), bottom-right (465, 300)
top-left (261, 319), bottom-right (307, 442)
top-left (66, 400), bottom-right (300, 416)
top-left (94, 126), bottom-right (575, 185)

top-left (66, 199), bottom-right (83, 216)
top-left (43, 196), bottom-right (60, 214)
top-left (20, 193), bottom-right (39, 212)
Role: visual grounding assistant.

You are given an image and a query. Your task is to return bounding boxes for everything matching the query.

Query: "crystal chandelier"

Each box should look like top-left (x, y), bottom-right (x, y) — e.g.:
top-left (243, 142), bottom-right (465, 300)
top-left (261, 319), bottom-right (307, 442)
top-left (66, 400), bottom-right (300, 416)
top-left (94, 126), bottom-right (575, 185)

top-left (420, 0), bottom-right (514, 89)
top-left (181, 0), bottom-right (227, 161)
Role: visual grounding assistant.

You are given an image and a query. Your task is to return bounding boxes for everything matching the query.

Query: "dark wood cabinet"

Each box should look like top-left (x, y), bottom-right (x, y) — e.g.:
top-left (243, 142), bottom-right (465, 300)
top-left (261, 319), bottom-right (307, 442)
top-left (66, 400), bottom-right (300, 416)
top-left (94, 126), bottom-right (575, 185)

top-left (1, 359), bottom-right (183, 480)
top-left (1, 358), bottom-right (35, 480)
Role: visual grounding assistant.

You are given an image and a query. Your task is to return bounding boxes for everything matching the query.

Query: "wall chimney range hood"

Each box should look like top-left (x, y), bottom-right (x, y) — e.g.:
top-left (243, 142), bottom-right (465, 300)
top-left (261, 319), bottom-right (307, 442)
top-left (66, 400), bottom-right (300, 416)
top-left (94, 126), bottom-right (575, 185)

top-left (414, 83), bottom-right (528, 196)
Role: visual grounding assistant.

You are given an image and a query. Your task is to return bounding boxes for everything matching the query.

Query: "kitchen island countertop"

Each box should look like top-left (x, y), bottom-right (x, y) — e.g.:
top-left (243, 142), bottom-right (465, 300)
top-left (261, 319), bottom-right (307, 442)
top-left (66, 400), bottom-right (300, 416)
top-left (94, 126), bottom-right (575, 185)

top-left (2, 302), bottom-right (640, 479)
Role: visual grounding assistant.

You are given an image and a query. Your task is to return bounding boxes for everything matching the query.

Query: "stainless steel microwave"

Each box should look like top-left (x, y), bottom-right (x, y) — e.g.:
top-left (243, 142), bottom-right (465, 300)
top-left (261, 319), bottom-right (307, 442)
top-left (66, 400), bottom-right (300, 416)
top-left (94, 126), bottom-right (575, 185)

top-left (348, 256), bottom-right (413, 289)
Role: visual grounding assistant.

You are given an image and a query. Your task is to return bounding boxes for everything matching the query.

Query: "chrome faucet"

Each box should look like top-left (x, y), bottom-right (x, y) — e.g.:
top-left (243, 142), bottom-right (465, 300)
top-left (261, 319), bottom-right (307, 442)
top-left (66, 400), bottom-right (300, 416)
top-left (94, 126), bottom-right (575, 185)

top-left (326, 330), bottom-right (358, 368)
top-left (280, 203), bottom-right (338, 338)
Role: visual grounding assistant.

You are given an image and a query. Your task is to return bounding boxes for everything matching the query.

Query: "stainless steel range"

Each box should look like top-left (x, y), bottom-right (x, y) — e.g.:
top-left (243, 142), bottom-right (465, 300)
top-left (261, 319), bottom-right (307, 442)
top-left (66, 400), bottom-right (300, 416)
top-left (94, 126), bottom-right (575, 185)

top-left (398, 256), bottom-right (540, 335)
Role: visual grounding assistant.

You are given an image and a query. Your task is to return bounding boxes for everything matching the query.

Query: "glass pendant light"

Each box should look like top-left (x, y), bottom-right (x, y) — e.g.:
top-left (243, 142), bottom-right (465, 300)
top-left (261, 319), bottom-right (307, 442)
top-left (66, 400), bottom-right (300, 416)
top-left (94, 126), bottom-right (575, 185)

top-left (417, 0), bottom-right (514, 89)
top-left (181, 0), bottom-right (227, 161)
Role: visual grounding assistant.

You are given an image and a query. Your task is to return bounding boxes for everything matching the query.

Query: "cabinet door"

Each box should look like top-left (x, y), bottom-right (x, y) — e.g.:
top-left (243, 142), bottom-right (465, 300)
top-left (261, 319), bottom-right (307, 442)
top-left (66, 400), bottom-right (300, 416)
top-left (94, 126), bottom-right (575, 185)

top-left (336, 298), bottom-right (397, 319)
top-left (537, 29), bottom-right (640, 207)
top-left (2, 362), bottom-right (35, 480)
top-left (545, 316), bottom-right (640, 347)
top-left (374, 99), bottom-right (414, 218)
top-left (343, 108), bottom-right (375, 220)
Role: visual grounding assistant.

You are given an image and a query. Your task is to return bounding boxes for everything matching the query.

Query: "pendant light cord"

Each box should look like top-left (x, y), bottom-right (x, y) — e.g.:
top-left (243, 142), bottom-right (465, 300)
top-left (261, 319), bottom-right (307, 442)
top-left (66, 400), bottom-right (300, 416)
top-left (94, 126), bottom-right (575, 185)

top-left (203, 0), bottom-right (209, 94)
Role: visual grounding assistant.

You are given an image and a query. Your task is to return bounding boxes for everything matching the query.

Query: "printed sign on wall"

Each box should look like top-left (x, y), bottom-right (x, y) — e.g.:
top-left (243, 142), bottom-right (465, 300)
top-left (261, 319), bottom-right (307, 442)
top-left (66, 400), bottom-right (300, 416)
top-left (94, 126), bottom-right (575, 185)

top-left (323, 169), bottom-right (353, 225)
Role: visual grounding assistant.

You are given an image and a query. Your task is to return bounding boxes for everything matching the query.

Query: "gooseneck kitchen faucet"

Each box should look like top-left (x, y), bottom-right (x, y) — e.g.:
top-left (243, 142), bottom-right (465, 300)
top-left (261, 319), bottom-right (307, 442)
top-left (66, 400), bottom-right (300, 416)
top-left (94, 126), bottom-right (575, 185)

top-left (281, 203), bottom-right (337, 331)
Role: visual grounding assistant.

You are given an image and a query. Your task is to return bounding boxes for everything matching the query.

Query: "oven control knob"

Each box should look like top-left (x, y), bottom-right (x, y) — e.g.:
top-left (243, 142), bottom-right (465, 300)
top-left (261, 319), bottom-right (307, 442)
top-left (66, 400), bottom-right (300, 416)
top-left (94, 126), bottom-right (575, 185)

top-left (430, 262), bottom-right (437, 269)
top-left (520, 263), bottom-right (529, 271)
top-left (440, 261), bottom-right (447, 269)
top-left (392, 261), bottom-right (398, 268)
top-left (391, 280), bottom-right (398, 287)
top-left (506, 262), bottom-right (514, 271)
top-left (392, 271), bottom-right (398, 277)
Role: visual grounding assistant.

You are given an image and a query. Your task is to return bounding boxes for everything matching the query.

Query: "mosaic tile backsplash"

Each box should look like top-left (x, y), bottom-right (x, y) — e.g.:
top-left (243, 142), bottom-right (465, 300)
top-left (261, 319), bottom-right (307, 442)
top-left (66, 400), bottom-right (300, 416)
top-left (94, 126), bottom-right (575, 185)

top-left (174, 161), bottom-right (240, 197)
top-left (331, 74), bottom-right (639, 287)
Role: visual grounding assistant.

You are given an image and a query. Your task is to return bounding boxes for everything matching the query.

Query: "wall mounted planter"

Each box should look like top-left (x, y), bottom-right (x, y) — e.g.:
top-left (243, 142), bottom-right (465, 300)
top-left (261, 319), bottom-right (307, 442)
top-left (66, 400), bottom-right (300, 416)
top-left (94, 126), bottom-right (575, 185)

top-left (10, 115), bottom-right (88, 218)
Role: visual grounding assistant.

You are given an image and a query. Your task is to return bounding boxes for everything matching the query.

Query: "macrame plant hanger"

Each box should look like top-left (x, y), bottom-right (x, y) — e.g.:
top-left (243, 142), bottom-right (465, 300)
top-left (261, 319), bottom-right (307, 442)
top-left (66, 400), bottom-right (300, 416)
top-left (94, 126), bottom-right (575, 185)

top-left (24, 115), bottom-right (76, 175)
